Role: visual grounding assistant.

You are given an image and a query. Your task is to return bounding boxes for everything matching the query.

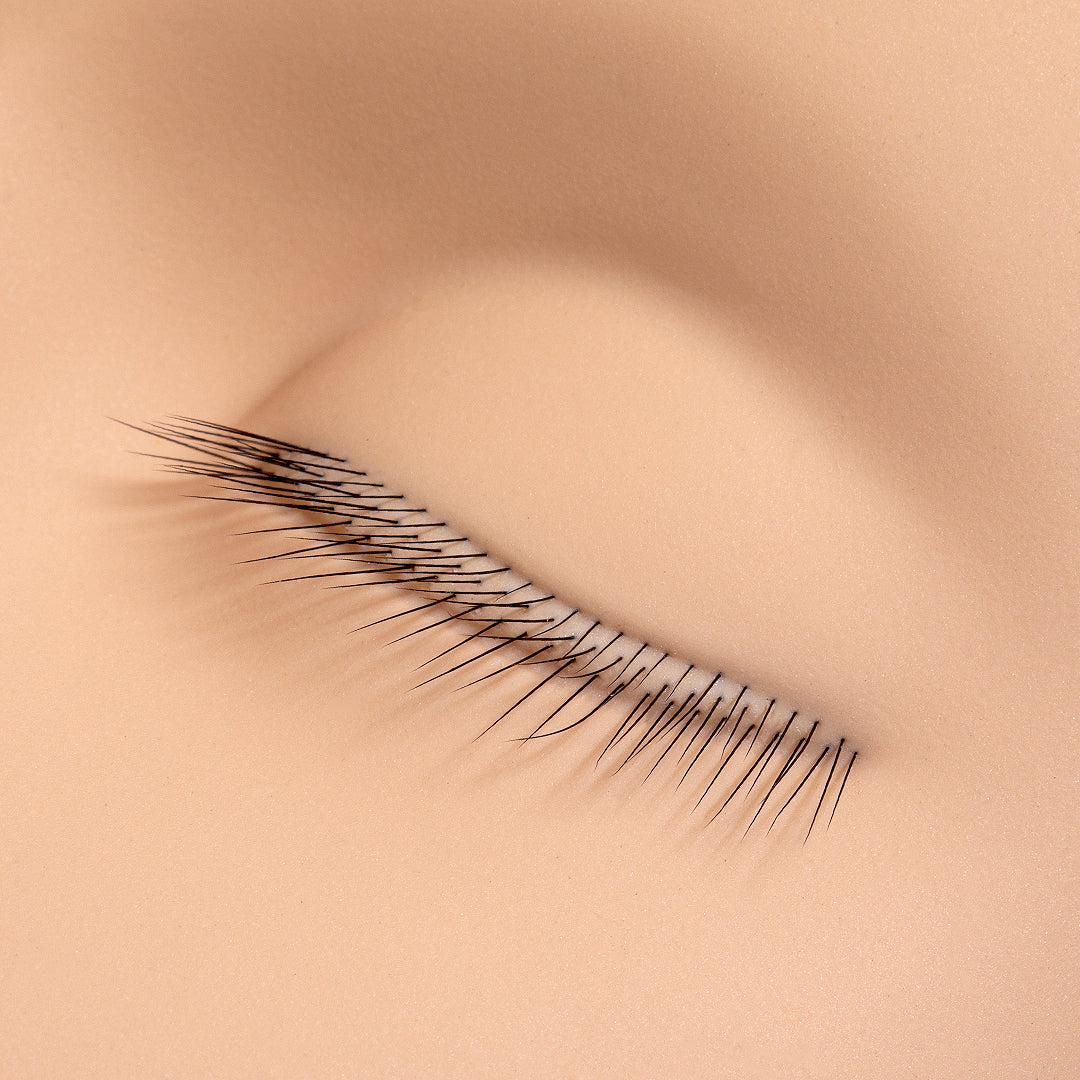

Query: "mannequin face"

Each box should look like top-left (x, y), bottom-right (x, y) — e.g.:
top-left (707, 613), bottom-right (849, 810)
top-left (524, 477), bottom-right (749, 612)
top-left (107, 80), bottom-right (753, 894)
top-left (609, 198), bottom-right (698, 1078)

top-left (3, 2), bottom-right (1078, 1076)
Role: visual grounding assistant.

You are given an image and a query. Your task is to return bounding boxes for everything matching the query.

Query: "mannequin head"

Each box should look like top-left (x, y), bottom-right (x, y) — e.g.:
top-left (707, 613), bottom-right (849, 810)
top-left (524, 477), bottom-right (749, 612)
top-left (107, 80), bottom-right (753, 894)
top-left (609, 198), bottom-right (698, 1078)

top-left (3, 2), bottom-right (1077, 1075)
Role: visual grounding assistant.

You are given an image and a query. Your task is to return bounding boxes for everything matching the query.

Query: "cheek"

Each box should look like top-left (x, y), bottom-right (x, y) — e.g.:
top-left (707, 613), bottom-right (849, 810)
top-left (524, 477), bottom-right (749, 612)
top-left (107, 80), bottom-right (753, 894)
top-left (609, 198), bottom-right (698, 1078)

top-left (101, 464), bottom-right (935, 1079)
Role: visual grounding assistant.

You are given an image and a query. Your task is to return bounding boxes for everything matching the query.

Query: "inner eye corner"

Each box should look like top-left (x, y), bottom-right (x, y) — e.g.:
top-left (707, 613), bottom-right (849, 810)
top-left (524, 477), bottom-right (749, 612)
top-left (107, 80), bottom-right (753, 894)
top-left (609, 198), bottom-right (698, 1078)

top-left (133, 415), bottom-right (861, 844)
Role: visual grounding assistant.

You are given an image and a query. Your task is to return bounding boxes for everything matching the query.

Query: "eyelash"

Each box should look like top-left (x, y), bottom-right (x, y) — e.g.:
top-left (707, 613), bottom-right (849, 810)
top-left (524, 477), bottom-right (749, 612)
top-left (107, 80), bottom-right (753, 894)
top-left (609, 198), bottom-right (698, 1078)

top-left (130, 415), bottom-right (858, 842)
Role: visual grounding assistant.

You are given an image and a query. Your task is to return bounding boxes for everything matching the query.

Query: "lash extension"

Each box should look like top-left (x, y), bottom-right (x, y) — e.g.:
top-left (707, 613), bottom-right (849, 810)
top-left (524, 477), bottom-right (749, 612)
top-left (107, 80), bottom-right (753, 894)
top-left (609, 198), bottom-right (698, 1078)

top-left (127, 416), bottom-right (858, 840)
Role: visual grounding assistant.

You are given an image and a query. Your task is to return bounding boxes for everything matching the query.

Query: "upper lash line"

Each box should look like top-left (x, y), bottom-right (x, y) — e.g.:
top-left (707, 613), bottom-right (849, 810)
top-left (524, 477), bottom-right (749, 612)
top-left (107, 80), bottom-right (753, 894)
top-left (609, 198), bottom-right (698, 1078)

top-left (132, 415), bottom-right (859, 841)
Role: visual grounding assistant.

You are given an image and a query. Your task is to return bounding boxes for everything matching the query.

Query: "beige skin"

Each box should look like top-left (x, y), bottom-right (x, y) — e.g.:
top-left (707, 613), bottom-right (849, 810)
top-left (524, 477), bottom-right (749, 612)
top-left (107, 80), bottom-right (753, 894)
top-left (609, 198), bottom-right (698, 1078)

top-left (2, 1), bottom-right (1078, 1076)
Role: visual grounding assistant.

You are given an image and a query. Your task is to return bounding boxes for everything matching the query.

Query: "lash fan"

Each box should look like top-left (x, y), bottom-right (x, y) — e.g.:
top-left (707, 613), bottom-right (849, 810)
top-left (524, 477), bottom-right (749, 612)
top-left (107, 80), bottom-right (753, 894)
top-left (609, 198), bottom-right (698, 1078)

top-left (125, 416), bottom-right (859, 841)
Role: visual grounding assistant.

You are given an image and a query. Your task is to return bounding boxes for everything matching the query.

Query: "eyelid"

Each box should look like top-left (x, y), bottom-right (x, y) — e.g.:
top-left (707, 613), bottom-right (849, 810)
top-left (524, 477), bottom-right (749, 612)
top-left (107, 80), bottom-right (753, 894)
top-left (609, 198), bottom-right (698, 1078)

top-left (129, 415), bottom-right (859, 843)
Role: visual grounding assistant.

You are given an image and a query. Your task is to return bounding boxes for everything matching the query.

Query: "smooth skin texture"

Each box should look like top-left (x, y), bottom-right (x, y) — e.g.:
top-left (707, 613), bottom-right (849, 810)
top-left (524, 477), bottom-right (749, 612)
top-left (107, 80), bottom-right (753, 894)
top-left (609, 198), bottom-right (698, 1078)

top-left (2, 1), bottom-right (1078, 1077)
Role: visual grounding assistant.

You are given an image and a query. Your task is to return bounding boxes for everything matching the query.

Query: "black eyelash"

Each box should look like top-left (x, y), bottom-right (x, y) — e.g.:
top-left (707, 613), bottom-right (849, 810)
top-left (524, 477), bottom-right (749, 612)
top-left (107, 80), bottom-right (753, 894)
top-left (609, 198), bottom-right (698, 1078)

top-left (125, 415), bottom-right (858, 841)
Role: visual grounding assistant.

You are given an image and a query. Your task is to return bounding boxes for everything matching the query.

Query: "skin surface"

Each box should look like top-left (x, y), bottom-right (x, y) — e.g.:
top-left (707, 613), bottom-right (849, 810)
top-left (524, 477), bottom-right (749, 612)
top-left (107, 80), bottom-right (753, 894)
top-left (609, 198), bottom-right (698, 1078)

top-left (2, 1), bottom-right (1078, 1076)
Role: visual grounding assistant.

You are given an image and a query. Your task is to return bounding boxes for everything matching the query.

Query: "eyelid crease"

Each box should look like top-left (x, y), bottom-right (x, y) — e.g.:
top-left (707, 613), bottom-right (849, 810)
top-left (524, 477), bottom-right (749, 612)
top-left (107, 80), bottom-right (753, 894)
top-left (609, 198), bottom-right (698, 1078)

top-left (126, 415), bottom-right (860, 844)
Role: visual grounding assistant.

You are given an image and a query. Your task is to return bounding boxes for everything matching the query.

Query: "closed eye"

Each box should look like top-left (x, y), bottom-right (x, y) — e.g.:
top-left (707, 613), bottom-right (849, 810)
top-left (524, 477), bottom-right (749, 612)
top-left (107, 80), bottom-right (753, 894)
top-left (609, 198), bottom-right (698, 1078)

top-left (127, 415), bottom-right (858, 843)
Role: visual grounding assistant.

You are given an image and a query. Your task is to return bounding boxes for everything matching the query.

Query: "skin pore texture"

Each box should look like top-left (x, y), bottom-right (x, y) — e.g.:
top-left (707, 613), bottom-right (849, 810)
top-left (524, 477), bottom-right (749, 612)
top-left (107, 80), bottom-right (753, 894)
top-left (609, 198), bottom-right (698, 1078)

top-left (2, 0), bottom-right (1077, 1076)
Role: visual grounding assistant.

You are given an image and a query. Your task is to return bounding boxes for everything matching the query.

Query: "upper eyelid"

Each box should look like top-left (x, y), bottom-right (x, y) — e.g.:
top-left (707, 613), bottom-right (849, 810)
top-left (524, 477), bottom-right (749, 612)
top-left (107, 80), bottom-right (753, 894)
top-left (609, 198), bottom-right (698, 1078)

top-left (129, 415), bottom-right (859, 843)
